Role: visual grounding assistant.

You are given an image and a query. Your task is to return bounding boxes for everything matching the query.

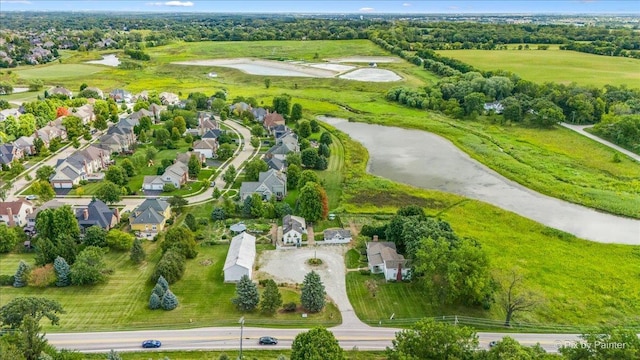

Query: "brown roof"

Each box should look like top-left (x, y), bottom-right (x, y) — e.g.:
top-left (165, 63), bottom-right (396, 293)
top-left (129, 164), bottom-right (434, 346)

top-left (264, 112), bottom-right (285, 128)
top-left (0, 200), bottom-right (33, 216)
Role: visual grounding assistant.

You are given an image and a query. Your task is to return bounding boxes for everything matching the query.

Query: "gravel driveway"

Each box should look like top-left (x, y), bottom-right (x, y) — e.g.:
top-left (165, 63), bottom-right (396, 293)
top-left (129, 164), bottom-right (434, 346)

top-left (256, 246), bottom-right (367, 328)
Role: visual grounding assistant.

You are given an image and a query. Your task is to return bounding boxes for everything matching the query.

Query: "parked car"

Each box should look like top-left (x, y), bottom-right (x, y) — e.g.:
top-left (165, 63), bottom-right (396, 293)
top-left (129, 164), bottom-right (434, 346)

top-left (25, 195), bottom-right (38, 200)
top-left (258, 336), bottom-right (278, 345)
top-left (142, 340), bottom-right (162, 348)
top-left (489, 340), bottom-right (498, 348)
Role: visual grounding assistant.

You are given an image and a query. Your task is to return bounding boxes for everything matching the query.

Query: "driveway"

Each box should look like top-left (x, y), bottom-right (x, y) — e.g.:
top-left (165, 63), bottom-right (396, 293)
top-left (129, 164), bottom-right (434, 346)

top-left (256, 246), bottom-right (368, 329)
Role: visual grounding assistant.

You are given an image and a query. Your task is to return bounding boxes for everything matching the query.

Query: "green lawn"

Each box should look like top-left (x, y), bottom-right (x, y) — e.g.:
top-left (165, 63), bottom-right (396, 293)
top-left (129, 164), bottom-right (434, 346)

top-left (14, 63), bottom-right (107, 80)
top-left (84, 350), bottom-right (387, 360)
top-left (436, 48), bottom-right (640, 88)
top-left (345, 249), bottom-right (365, 269)
top-left (315, 131), bottom-right (345, 211)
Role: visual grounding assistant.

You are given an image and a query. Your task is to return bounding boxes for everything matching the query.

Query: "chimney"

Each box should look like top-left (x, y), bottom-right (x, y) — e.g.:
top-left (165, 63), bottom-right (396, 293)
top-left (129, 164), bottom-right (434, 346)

top-left (396, 262), bottom-right (403, 282)
top-left (373, 235), bottom-right (378, 242)
top-left (83, 208), bottom-right (89, 220)
top-left (7, 206), bottom-right (15, 227)
top-left (113, 207), bottom-right (120, 224)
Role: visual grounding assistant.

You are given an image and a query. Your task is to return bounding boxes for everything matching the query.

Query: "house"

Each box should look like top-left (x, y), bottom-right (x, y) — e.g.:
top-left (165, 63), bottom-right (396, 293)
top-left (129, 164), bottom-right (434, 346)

top-left (264, 157), bottom-right (285, 172)
top-left (270, 124), bottom-right (289, 140)
top-left (0, 200), bottom-right (34, 227)
top-left (229, 102), bottom-right (252, 115)
top-left (198, 113), bottom-right (219, 134)
top-left (128, 109), bottom-right (153, 122)
top-left (35, 124), bottom-right (67, 142)
top-left (193, 139), bottom-right (218, 159)
top-left (109, 89), bottom-right (132, 103)
top-left (176, 151), bottom-right (205, 167)
top-left (142, 175), bottom-right (165, 191)
top-left (142, 161), bottom-right (188, 191)
top-left (0, 144), bottom-right (24, 167)
top-left (366, 240), bottom-right (411, 281)
top-left (75, 199), bottom-right (120, 232)
top-left (83, 87), bottom-right (104, 99)
top-left (251, 107), bottom-right (268, 122)
top-left (132, 90), bottom-right (149, 103)
top-left (73, 104), bottom-right (95, 124)
top-left (49, 86), bottom-right (73, 98)
top-left (276, 131), bottom-right (299, 152)
top-left (149, 103), bottom-right (163, 121)
top-left (50, 145), bottom-right (111, 188)
top-left (239, 169), bottom-right (287, 201)
top-left (159, 92), bottom-right (180, 105)
top-left (263, 112), bottom-right (286, 133)
top-left (98, 133), bottom-right (134, 153)
top-left (282, 215), bottom-right (306, 246)
top-left (484, 101), bottom-right (504, 114)
top-left (230, 222), bottom-right (247, 234)
top-left (13, 136), bottom-right (36, 156)
top-left (130, 198), bottom-right (171, 233)
top-left (323, 229), bottom-right (352, 244)
top-left (264, 143), bottom-right (295, 162)
top-left (0, 108), bottom-right (22, 121)
top-left (202, 129), bottom-right (224, 141)
top-left (223, 232), bottom-right (256, 282)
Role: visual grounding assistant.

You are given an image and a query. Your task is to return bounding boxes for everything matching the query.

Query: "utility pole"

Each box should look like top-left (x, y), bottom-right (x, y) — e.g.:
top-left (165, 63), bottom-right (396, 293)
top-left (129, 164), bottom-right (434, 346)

top-left (238, 316), bottom-right (244, 360)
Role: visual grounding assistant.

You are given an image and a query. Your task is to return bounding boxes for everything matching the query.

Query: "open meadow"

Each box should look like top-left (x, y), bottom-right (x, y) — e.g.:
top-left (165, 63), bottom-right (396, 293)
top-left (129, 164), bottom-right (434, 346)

top-left (436, 48), bottom-right (640, 88)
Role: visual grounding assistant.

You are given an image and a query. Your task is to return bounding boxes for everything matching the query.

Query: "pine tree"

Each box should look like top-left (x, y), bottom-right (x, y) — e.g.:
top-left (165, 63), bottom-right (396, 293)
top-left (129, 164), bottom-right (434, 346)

top-left (53, 256), bottom-right (70, 287)
top-left (13, 260), bottom-right (30, 288)
top-left (185, 213), bottom-right (197, 232)
top-left (232, 275), bottom-right (259, 312)
top-left (157, 275), bottom-right (169, 293)
top-left (152, 283), bottom-right (165, 298)
top-left (260, 279), bottom-right (283, 315)
top-left (161, 289), bottom-right (179, 310)
top-left (129, 238), bottom-right (146, 264)
top-left (301, 271), bottom-right (326, 313)
top-left (149, 293), bottom-right (161, 310)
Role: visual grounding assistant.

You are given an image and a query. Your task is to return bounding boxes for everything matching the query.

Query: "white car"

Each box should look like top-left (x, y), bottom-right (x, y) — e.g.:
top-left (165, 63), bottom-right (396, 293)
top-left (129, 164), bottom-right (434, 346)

top-left (26, 195), bottom-right (38, 200)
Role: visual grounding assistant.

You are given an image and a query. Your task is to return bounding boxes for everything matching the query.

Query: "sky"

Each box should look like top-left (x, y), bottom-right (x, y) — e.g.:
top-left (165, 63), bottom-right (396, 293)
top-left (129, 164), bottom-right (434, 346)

top-left (0, 0), bottom-right (638, 14)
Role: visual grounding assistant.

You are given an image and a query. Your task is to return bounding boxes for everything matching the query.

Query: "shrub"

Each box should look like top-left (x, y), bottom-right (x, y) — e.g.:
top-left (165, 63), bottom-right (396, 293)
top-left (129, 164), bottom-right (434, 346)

top-left (283, 302), bottom-right (297, 312)
top-left (28, 264), bottom-right (56, 287)
top-left (359, 269), bottom-right (371, 275)
top-left (0, 274), bottom-right (15, 286)
top-left (149, 293), bottom-right (161, 310)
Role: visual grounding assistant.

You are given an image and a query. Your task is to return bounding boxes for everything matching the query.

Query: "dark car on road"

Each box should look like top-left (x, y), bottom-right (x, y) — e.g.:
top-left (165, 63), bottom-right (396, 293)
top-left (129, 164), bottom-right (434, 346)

top-left (258, 336), bottom-right (278, 345)
top-left (142, 340), bottom-right (162, 348)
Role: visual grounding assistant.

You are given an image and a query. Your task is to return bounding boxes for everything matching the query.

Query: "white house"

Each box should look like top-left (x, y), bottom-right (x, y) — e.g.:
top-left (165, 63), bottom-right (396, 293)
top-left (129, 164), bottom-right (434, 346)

top-left (322, 229), bottom-right (352, 244)
top-left (223, 232), bottom-right (256, 282)
top-left (193, 139), bottom-right (218, 159)
top-left (282, 214), bottom-right (306, 246)
top-left (239, 169), bottom-right (287, 201)
top-left (0, 200), bottom-right (34, 227)
top-left (366, 240), bottom-right (411, 282)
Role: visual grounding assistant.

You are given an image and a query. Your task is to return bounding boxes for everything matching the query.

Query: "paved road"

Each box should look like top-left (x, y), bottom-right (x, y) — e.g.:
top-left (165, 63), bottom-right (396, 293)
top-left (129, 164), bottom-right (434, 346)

top-left (559, 122), bottom-right (640, 163)
top-left (46, 325), bottom-right (600, 354)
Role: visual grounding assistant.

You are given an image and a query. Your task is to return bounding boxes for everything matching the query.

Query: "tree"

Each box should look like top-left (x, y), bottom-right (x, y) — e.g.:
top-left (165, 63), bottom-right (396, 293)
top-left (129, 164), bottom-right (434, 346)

top-left (13, 260), bottom-right (30, 288)
top-left (314, 155), bottom-right (328, 170)
top-left (223, 164), bottom-right (237, 183)
top-left (35, 166), bottom-right (55, 182)
top-left (107, 349), bottom-right (123, 360)
top-left (130, 238), bottom-right (146, 264)
top-left (559, 327), bottom-right (640, 360)
top-left (250, 124), bottom-right (264, 137)
top-left (0, 81), bottom-right (13, 95)
top-left (217, 143), bottom-right (234, 160)
top-left (120, 158), bottom-right (136, 177)
top-left (291, 327), bottom-right (344, 360)
top-left (244, 159), bottom-right (268, 181)
top-left (286, 152), bottom-right (302, 167)
top-left (260, 279), bottom-right (283, 315)
top-left (318, 143), bottom-right (331, 158)
top-left (106, 229), bottom-right (135, 251)
top-left (309, 118), bottom-right (320, 133)
top-left (291, 103), bottom-right (303, 121)
top-left (272, 94), bottom-right (291, 117)
top-left (70, 246), bottom-right (107, 286)
top-left (264, 78), bottom-right (271, 89)
top-left (20, 315), bottom-right (48, 360)
top-left (0, 296), bottom-right (65, 328)
top-left (18, 113), bottom-right (37, 137)
top-left (386, 318), bottom-right (478, 360)
top-left (299, 182), bottom-right (327, 222)
top-left (31, 180), bottom-right (55, 202)
top-left (501, 97), bottom-right (523, 122)
top-left (149, 293), bottom-right (161, 310)
top-left (53, 256), bottom-right (70, 287)
top-left (298, 120), bottom-right (311, 138)
top-left (95, 181), bottom-right (122, 204)
top-left (152, 249), bottom-right (186, 284)
top-left (486, 336), bottom-right (548, 360)
top-left (161, 289), bottom-right (179, 310)
top-left (61, 115), bottom-right (84, 140)
top-left (168, 195), bottom-right (188, 214)
top-left (301, 148), bottom-right (319, 168)
top-left (105, 165), bottom-right (128, 186)
top-left (0, 224), bottom-right (18, 253)
top-left (28, 79), bottom-right (44, 91)
top-left (162, 226), bottom-right (197, 259)
top-left (286, 164), bottom-right (301, 190)
top-left (243, 193), bottom-right (264, 218)
top-left (188, 154), bottom-right (201, 179)
top-left (211, 206), bottom-right (226, 221)
top-left (83, 225), bottom-right (107, 247)
top-left (300, 271), bottom-right (326, 313)
top-left (463, 92), bottom-right (486, 116)
top-left (498, 269), bottom-right (541, 327)
top-left (157, 275), bottom-right (169, 293)
top-left (232, 274), bottom-right (259, 312)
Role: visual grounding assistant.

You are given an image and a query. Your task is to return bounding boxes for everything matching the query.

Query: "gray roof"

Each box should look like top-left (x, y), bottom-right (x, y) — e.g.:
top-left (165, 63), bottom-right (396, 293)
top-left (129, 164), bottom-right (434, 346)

top-left (366, 242), bottom-right (404, 267)
top-left (76, 199), bottom-right (116, 229)
top-left (264, 157), bottom-right (285, 171)
top-left (136, 198), bottom-right (170, 214)
top-left (223, 232), bottom-right (256, 271)
top-left (230, 222), bottom-right (247, 233)
top-left (283, 215), bottom-right (306, 234)
top-left (240, 169), bottom-right (286, 198)
top-left (202, 129), bottom-right (223, 139)
top-left (131, 207), bottom-right (164, 225)
top-left (0, 144), bottom-right (15, 165)
top-left (324, 229), bottom-right (352, 239)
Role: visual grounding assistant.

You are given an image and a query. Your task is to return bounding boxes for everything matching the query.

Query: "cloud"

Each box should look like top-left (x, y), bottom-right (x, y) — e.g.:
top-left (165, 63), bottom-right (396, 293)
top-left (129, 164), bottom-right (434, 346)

top-left (402, 2), bottom-right (411, 6)
top-left (359, 7), bottom-right (375, 12)
top-left (0, 0), bottom-right (32, 4)
top-left (148, 1), bottom-right (194, 7)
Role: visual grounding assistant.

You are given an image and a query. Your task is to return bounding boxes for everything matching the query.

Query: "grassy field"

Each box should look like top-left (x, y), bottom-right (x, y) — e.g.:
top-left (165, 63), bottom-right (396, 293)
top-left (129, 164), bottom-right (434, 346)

top-left (13, 63), bottom-right (107, 80)
top-left (83, 350), bottom-right (387, 360)
top-left (436, 48), bottom-right (640, 88)
top-left (315, 131), bottom-right (344, 211)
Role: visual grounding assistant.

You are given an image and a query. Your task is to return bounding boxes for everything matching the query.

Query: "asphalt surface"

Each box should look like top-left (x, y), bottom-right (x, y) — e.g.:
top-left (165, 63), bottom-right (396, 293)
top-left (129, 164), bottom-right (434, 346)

top-left (559, 122), bottom-right (640, 163)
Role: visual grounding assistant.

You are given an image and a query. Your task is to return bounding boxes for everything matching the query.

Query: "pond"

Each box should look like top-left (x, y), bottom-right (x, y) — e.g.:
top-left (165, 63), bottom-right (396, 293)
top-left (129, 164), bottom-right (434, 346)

top-left (320, 116), bottom-right (640, 245)
top-left (86, 54), bottom-right (120, 67)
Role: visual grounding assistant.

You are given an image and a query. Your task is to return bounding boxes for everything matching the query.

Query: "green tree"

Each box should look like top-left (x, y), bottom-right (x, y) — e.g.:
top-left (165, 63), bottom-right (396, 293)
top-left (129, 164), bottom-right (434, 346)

top-left (20, 315), bottom-right (48, 360)
top-left (0, 81), bottom-right (13, 95)
top-left (386, 318), bottom-right (478, 360)
top-left (250, 136), bottom-right (260, 148)
top-left (53, 256), bottom-right (70, 287)
top-left (168, 195), bottom-right (188, 214)
top-left (286, 164), bottom-right (301, 190)
top-left (28, 79), bottom-right (44, 91)
top-left (35, 165), bottom-right (55, 182)
top-left (260, 279), bottom-right (283, 315)
top-left (154, 128), bottom-right (171, 147)
top-left (291, 327), bottom-right (344, 360)
top-left (188, 154), bottom-right (201, 179)
top-left (486, 336), bottom-right (548, 360)
top-left (286, 152), bottom-right (302, 167)
top-left (211, 206), bottom-right (226, 221)
top-left (105, 165), bottom-right (128, 186)
top-left (120, 158), bottom-right (136, 177)
top-left (298, 182), bottom-right (327, 222)
top-left (0, 224), bottom-right (18, 253)
top-left (309, 118), bottom-right (320, 133)
top-left (18, 113), bottom-right (37, 137)
top-left (0, 296), bottom-right (65, 328)
top-left (559, 327), bottom-right (640, 360)
top-left (297, 120), bottom-right (311, 138)
top-left (149, 293), bottom-right (161, 310)
top-left (319, 133), bottom-right (332, 147)
top-left (185, 213), bottom-right (198, 232)
top-left (232, 274), bottom-right (259, 312)
top-left (106, 229), bottom-right (135, 251)
top-left (217, 143), bottom-right (234, 160)
top-left (264, 78), bottom-right (271, 89)
top-left (463, 92), bottom-right (486, 116)
top-left (83, 225), bottom-right (107, 247)
top-left (291, 103), bottom-right (303, 121)
top-left (300, 271), bottom-right (326, 312)
top-left (162, 226), bottom-right (197, 259)
top-left (318, 143), bottom-right (331, 158)
top-left (501, 97), bottom-right (523, 122)
top-left (251, 124), bottom-right (264, 137)
top-left (95, 181), bottom-right (122, 204)
top-left (297, 169), bottom-right (319, 189)
top-left (13, 260), bottom-right (30, 288)
top-left (301, 148), bottom-right (318, 168)
top-left (152, 249), bottom-right (186, 284)
top-left (244, 159), bottom-right (268, 181)
top-left (161, 289), bottom-right (179, 311)
top-left (130, 238), bottom-right (146, 264)
top-left (272, 94), bottom-right (291, 118)
top-left (70, 246), bottom-right (107, 285)
top-left (61, 115), bottom-right (84, 140)
top-left (223, 164), bottom-right (237, 184)
top-left (314, 155), bottom-right (328, 170)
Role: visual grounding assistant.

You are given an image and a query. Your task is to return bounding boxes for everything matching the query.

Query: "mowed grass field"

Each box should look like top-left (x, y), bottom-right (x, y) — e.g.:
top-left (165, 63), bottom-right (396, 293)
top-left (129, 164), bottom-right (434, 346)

top-left (437, 48), bottom-right (640, 88)
top-left (13, 63), bottom-right (107, 80)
